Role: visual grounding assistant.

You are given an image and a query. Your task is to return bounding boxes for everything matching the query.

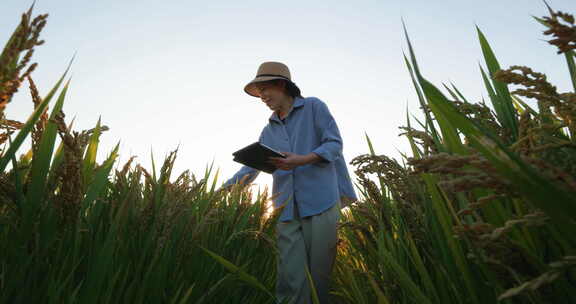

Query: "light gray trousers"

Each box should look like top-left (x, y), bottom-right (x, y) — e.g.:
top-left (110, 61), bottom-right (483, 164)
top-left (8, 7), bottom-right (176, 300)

top-left (275, 201), bottom-right (340, 304)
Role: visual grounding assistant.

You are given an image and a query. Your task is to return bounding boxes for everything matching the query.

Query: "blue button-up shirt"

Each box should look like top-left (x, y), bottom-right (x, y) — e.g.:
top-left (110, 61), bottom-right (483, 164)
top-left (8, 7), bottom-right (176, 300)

top-left (224, 96), bottom-right (357, 221)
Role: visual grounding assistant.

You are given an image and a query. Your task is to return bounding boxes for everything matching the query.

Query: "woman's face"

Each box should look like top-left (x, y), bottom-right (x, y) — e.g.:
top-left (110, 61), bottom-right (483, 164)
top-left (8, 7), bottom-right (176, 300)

top-left (255, 81), bottom-right (288, 112)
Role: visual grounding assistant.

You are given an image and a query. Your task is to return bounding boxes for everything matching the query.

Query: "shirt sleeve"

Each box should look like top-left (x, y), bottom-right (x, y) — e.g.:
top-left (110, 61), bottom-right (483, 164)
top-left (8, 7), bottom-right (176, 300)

top-left (223, 165), bottom-right (260, 188)
top-left (222, 127), bottom-right (265, 187)
top-left (311, 99), bottom-right (343, 167)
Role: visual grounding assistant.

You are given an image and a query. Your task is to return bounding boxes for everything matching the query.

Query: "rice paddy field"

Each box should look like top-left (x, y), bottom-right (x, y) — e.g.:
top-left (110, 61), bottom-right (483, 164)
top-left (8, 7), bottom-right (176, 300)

top-left (1, 4), bottom-right (576, 304)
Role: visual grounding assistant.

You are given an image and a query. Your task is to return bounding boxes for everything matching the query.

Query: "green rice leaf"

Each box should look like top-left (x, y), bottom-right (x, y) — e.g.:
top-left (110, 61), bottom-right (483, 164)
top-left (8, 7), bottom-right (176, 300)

top-left (404, 113), bottom-right (423, 159)
top-left (365, 132), bottom-right (376, 156)
top-left (81, 142), bottom-right (119, 210)
top-left (367, 273), bottom-right (391, 304)
top-left (200, 246), bottom-right (274, 299)
top-left (376, 242), bottom-right (434, 304)
top-left (479, 65), bottom-right (499, 112)
top-left (442, 83), bottom-right (461, 101)
top-left (511, 95), bottom-right (538, 116)
top-left (477, 27), bottom-right (518, 140)
top-left (451, 83), bottom-right (469, 103)
top-left (565, 51), bottom-right (576, 92)
top-left (403, 28), bottom-right (464, 154)
top-left (403, 53), bottom-right (442, 149)
top-left (26, 78), bottom-right (70, 206)
top-left (305, 267), bottom-right (321, 304)
top-left (82, 117), bottom-right (102, 185)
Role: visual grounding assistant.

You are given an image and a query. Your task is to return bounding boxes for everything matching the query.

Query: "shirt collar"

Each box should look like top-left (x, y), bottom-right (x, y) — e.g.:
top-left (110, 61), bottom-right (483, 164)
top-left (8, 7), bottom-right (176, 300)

top-left (269, 97), bottom-right (304, 123)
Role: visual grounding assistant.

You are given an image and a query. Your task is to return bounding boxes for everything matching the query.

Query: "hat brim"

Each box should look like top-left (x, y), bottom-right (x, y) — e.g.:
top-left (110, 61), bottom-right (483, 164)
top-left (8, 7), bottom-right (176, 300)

top-left (244, 76), bottom-right (290, 98)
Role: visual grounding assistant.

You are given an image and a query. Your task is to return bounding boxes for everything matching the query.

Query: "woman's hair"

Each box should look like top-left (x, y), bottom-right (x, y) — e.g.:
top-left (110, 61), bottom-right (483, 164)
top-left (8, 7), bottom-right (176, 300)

top-left (273, 79), bottom-right (302, 98)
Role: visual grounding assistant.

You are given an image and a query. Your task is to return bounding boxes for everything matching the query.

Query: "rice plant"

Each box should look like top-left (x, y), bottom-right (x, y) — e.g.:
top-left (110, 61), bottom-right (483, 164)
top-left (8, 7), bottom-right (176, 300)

top-left (334, 5), bottom-right (576, 304)
top-left (0, 7), bottom-right (282, 304)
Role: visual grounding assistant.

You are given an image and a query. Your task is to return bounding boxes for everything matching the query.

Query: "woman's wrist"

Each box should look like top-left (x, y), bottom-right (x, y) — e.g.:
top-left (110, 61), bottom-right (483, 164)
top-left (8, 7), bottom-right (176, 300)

top-left (301, 153), bottom-right (322, 165)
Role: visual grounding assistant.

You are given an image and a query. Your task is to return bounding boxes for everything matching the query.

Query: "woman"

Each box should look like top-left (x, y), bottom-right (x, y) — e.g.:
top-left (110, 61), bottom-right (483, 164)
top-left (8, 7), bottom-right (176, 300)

top-left (223, 61), bottom-right (357, 304)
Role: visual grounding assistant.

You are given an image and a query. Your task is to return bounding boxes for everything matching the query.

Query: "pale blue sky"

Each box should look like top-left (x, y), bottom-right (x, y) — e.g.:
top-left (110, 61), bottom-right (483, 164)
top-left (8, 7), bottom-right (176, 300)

top-left (2, 0), bottom-right (575, 191)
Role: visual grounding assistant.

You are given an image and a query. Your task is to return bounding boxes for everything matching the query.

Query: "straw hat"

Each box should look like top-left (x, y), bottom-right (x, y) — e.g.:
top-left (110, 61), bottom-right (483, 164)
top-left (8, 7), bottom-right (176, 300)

top-left (244, 61), bottom-right (299, 97)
